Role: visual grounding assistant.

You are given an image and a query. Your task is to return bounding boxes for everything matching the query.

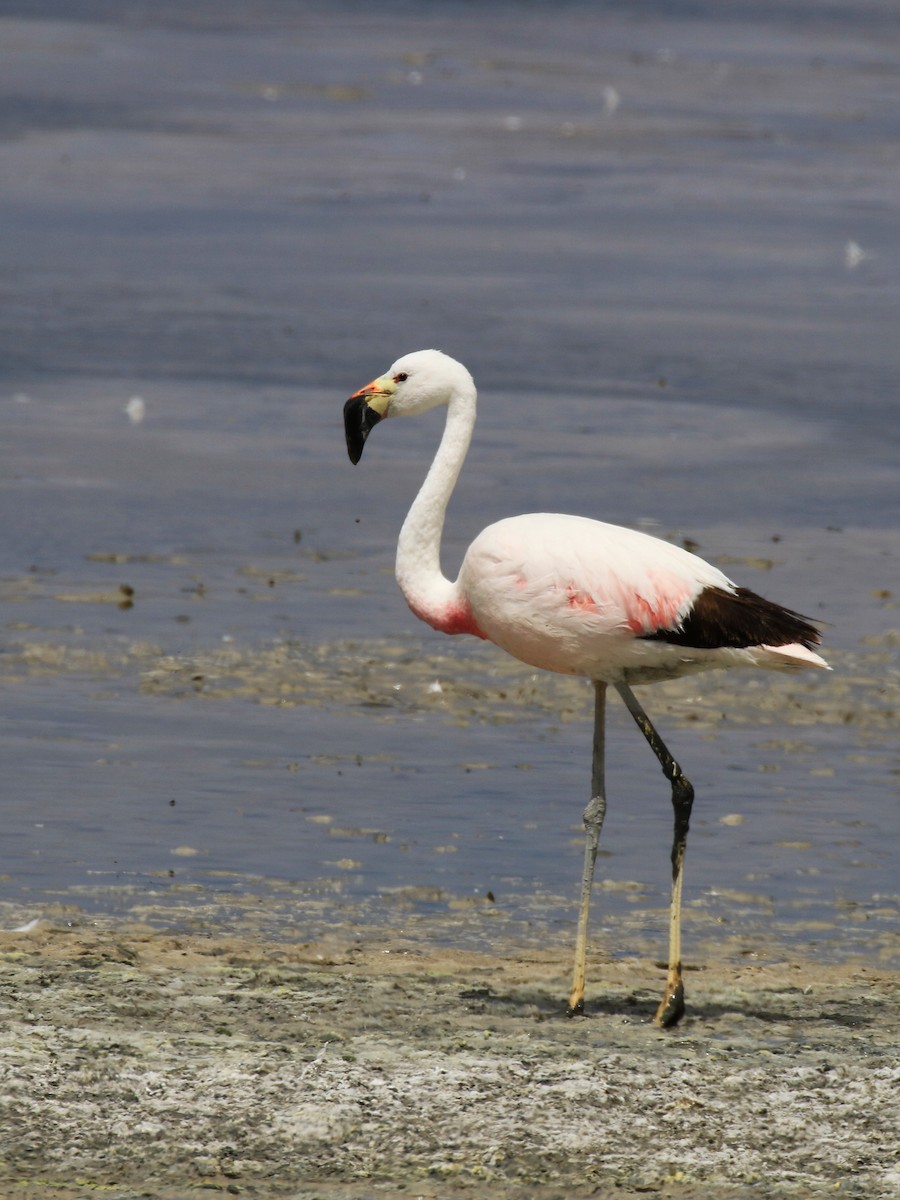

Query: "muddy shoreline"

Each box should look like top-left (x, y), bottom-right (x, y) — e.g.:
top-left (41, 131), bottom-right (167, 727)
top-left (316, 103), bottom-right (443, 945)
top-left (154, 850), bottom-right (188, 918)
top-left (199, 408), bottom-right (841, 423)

top-left (1, 920), bottom-right (897, 1199)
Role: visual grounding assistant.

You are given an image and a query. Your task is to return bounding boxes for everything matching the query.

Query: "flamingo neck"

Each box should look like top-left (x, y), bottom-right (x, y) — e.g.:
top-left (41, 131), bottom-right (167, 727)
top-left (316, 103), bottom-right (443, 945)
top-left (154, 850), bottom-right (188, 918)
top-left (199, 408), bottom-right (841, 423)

top-left (395, 385), bottom-right (477, 634)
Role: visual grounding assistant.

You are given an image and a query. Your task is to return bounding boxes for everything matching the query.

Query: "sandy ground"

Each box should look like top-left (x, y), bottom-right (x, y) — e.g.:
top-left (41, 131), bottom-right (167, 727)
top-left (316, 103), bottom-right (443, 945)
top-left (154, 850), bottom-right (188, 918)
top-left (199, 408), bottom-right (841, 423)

top-left (1, 920), bottom-right (897, 1200)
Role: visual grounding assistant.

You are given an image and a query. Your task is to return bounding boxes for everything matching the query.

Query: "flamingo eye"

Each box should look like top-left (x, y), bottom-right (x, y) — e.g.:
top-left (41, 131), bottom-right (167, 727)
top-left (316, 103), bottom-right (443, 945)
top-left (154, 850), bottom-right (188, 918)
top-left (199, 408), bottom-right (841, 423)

top-left (393, 372), bottom-right (408, 383)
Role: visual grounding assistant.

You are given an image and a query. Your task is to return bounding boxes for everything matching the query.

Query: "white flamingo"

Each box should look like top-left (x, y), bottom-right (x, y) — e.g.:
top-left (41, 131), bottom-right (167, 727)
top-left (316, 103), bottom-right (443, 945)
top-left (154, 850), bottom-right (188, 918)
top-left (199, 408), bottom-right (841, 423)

top-left (344, 349), bottom-right (829, 1026)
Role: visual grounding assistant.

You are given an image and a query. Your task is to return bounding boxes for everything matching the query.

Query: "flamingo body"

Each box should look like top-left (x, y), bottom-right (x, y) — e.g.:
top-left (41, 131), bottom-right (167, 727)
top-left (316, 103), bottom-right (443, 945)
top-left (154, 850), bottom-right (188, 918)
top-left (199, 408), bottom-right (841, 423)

top-left (452, 512), bottom-right (824, 683)
top-left (343, 348), bottom-right (828, 1026)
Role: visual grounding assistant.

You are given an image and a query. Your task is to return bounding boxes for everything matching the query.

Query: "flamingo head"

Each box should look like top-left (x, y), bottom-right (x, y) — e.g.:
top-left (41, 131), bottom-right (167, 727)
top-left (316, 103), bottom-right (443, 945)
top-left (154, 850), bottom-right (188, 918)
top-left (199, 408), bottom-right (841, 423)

top-left (344, 349), bottom-right (473, 463)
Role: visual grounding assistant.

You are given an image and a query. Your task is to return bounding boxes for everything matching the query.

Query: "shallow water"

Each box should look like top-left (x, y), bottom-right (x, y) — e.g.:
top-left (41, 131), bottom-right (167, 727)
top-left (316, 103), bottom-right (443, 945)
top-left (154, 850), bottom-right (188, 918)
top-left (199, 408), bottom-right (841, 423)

top-left (1, 2), bottom-right (898, 959)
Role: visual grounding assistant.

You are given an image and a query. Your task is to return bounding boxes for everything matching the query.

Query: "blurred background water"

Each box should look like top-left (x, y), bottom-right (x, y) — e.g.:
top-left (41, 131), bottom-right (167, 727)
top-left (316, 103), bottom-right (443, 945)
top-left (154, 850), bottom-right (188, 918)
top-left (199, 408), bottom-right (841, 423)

top-left (1, 1), bottom-right (898, 963)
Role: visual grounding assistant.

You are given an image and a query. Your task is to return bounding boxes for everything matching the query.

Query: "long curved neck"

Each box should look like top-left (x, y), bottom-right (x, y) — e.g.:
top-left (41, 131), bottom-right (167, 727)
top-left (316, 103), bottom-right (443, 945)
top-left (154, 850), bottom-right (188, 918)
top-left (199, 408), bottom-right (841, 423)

top-left (395, 384), bottom-right (476, 624)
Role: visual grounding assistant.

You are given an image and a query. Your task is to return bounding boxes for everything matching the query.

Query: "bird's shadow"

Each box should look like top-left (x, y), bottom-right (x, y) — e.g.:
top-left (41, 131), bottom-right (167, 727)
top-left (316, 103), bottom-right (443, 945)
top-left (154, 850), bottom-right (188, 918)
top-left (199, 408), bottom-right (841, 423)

top-left (458, 983), bottom-right (880, 1030)
top-left (458, 983), bottom-right (660, 1025)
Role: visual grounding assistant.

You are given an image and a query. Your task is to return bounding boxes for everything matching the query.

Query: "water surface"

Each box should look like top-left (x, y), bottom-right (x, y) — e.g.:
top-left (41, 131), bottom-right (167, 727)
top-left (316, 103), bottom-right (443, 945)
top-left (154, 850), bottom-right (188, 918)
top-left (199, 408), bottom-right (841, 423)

top-left (1, 1), bottom-right (898, 962)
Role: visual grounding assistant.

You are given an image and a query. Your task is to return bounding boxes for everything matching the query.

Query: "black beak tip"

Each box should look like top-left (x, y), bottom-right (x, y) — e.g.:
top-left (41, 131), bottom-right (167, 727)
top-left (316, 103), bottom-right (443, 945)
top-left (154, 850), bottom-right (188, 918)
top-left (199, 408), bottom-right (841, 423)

top-left (344, 394), bottom-right (382, 464)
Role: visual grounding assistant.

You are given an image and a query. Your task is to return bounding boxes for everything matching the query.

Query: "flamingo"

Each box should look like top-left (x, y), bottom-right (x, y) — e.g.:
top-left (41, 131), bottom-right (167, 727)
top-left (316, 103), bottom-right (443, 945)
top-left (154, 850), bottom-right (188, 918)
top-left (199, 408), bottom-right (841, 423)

top-left (343, 349), bottom-right (829, 1027)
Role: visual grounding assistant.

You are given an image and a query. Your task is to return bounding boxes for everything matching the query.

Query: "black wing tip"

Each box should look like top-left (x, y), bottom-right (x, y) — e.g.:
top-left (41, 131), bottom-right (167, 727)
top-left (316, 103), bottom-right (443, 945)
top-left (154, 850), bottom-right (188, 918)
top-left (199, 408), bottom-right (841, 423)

top-left (645, 586), bottom-right (823, 652)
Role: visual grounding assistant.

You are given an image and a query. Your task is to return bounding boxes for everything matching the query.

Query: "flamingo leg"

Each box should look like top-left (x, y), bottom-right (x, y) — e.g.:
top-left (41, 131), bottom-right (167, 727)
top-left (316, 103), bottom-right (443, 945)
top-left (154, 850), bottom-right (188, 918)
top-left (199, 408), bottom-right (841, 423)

top-left (567, 681), bottom-right (608, 1016)
top-left (615, 682), bottom-right (695, 1028)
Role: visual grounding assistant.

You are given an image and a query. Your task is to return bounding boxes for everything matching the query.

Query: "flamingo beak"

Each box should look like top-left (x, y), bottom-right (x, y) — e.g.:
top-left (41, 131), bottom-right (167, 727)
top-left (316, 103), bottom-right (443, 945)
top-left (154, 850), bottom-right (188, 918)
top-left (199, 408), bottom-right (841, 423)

top-left (344, 375), bottom-right (395, 464)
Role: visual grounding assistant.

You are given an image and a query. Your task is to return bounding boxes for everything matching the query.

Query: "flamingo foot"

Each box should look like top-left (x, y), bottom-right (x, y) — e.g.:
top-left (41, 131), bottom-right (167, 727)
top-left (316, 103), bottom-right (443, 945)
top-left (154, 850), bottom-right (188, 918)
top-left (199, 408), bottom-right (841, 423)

top-left (654, 978), bottom-right (685, 1028)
